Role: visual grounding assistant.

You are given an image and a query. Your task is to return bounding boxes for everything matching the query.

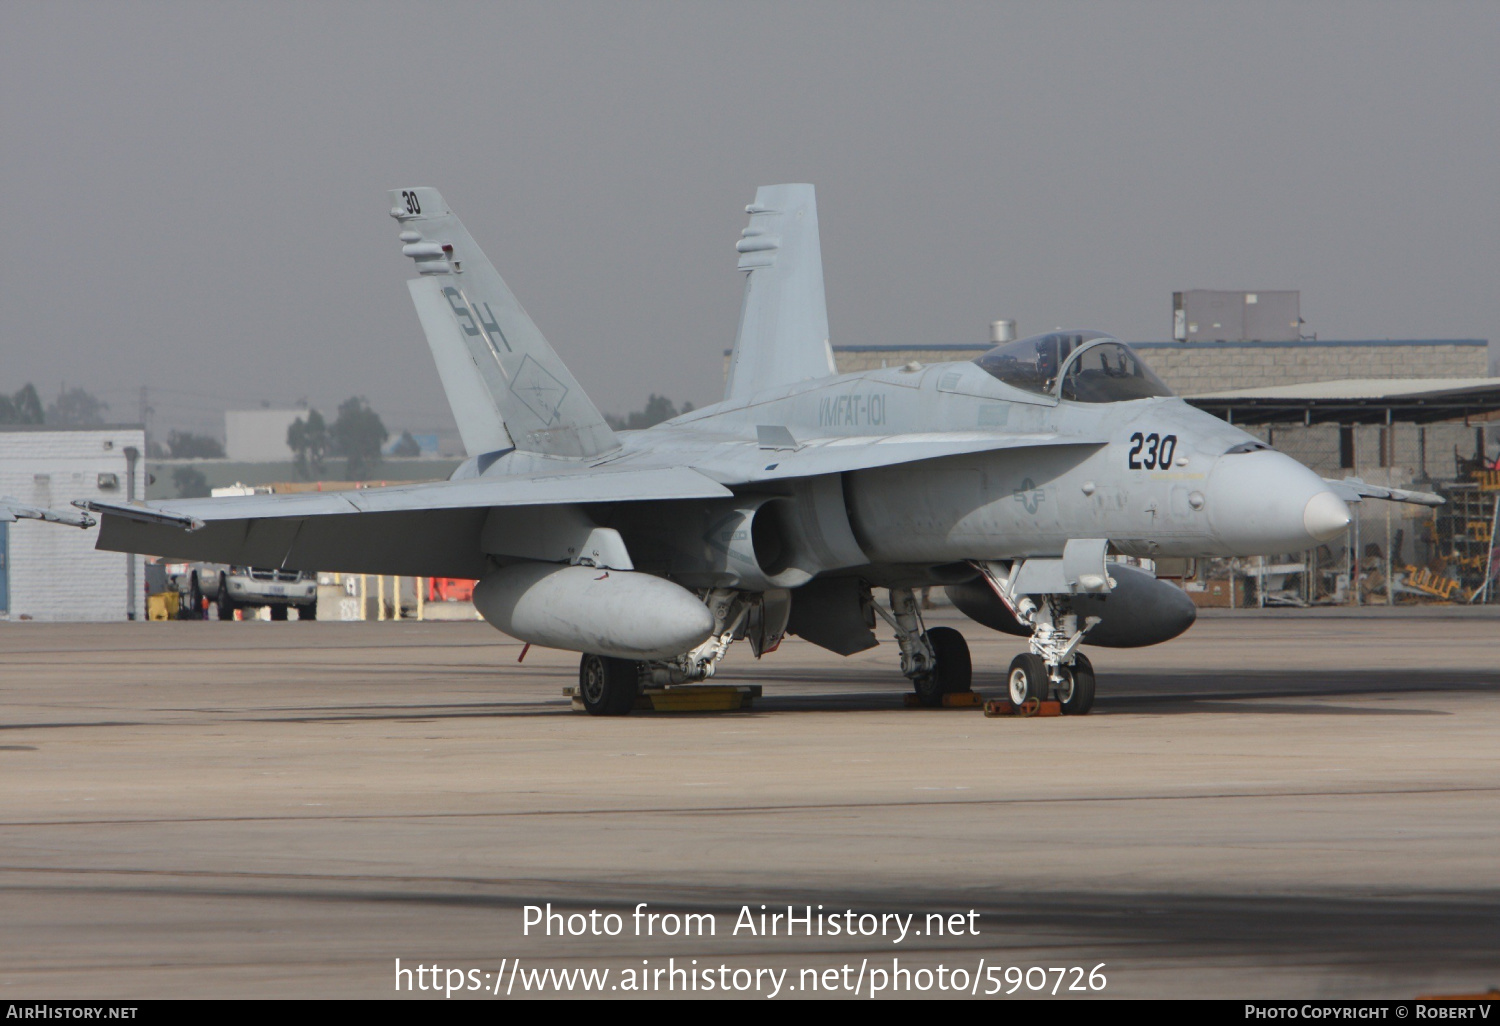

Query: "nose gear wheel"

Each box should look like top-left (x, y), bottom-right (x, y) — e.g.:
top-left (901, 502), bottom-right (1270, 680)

top-left (1059, 653), bottom-right (1096, 715)
top-left (1007, 653), bottom-right (1050, 706)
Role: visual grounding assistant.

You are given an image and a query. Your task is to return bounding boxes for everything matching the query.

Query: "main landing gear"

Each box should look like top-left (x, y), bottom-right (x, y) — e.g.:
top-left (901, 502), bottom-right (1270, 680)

top-left (576, 589), bottom-right (789, 717)
top-left (875, 587), bottom-right (973, 707)
top-left (578, 653), bottom-right (642, 716)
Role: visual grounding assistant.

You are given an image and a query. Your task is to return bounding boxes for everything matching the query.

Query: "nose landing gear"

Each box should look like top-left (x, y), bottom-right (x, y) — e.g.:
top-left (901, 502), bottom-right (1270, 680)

top-left (1009, 650), bottom-right (1096, 714)
top-left (976, 559), bottom-right (1105, 716)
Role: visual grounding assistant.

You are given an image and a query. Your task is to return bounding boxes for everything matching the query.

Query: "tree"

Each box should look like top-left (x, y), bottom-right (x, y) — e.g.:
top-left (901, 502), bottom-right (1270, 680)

top-left (0, 384), bottom-right (46, 425)
top-left (286, 409), bottom-right (330, 479)
top-left (172, 466), bottom-right (211, 498)
top-left (390, 430), bottom-right (422, 457)
top-left (46, 387), bottom-right (108, 426)
top-left (605, 395), bottom-right (696, 431)
top-left (330, 397), bottom-right (387, 480)
top-left (15, 384), bottom-right (44, 423)
top-left (167, 430), bottom-right (225, 459)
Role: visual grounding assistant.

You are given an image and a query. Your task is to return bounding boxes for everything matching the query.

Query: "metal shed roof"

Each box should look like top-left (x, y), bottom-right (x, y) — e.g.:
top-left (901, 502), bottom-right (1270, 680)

top-left (1186, 378), bottom-right (1500, 425)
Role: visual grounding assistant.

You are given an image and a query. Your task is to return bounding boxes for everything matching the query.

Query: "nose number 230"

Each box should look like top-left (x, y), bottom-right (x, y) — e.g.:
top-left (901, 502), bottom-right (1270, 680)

top-left (1127, 432), bottom-right (1177, 470)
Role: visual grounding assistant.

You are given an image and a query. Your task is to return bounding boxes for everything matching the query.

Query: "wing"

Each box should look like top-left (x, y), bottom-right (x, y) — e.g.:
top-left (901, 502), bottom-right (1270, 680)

top-left (86, 467), bottom-right (733, 577)
top-left (1323, 477), bottom-right (1444, 507)
top-left (0, 498), bottom-right (94, 528)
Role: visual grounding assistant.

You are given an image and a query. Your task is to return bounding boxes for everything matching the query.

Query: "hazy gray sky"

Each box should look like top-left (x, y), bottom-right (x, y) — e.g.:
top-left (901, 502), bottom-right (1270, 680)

top-left (3, 1), bottom-right (1497, 440)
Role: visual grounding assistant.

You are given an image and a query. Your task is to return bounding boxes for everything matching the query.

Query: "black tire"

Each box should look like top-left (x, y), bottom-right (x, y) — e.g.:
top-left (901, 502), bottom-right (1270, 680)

top-left (1006, 652), bottom-right (1050, 706)
top-left (579, 653), bottom-right (640, 717)
top-left (217, 577), bottom-right (235, 621)
top-left (913, 626), bottom-right (972, 707)
top-left (182, 575), bottom-right (202, 620)
top-left (299, 600), bottom-right (317, 621)
top-left (269, 604), bottom-right (288, 621)
top-left (1058, 653), bottom-right (1096, 716)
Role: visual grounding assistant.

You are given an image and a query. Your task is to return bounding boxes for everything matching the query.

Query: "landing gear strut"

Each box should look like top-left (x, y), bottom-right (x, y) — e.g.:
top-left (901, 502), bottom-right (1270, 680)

top-left (875, 587), bottom-right (972, 706)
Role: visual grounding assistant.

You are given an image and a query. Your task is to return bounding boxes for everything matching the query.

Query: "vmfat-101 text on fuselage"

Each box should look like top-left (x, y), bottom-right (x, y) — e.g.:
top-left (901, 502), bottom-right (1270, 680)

top-left (85, 184), bottom-right (1439, 715)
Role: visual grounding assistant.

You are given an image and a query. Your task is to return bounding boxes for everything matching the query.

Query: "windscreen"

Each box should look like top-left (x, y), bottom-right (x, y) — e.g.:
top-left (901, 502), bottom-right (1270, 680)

top-left (973, 331), bottom-right (1113, 396)
top-left (1059, 342), bottom-right (1175, 403)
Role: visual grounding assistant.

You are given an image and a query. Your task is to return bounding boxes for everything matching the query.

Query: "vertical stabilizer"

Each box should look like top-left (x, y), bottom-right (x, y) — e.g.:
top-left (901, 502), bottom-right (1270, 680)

top-left (390, 188), bottom-right (619, 459)
top-left (724, 184), bottom-right (837, 401)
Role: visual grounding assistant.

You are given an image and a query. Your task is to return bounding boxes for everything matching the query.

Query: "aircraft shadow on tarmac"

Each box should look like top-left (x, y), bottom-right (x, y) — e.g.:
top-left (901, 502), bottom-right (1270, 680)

top-left (177, 667), bottom-right (1496, 724)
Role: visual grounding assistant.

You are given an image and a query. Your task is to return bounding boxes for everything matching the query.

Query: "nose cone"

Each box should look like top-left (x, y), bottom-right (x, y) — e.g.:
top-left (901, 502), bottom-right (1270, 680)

top-left (1303, 490), bottom-right (1353, 542)
top-left (1206, 449), bottom-right (1353, 555)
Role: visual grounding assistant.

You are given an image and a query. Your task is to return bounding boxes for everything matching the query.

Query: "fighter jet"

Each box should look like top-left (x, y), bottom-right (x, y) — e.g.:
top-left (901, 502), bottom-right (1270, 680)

top-left (82, 185), bottom-right (1440, 715)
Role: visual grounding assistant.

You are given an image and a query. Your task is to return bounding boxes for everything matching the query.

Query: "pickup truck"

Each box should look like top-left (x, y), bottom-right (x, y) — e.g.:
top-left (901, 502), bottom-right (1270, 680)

top-left (172, 563), bottom-right (318, 621)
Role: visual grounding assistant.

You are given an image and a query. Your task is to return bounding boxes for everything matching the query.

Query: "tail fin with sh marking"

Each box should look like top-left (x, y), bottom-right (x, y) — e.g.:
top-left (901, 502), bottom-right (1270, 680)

top-left (390, 188), bottom-right (618, 459)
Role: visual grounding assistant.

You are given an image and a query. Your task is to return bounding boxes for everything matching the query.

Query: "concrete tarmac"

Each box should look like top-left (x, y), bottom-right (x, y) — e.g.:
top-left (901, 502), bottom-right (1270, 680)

top-left (1, 613), bottom-right (1497, 999)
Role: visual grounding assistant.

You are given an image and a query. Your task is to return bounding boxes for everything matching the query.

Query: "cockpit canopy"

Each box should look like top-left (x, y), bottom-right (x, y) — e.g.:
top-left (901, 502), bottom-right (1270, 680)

top-left (973, 331), bottom-right (1174, 403)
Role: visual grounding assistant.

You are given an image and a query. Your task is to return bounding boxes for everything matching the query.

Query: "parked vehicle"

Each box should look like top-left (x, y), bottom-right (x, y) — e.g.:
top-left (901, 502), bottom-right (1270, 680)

top-left (218, 566), bottom-right (317, 620)
top-left (169, 562), bottom-right (316, 620)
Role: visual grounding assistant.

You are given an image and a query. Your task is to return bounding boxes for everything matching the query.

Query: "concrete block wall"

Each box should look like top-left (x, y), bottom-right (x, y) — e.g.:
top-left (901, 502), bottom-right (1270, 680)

top-left (1133, 341), bottom-right (1488, 395)
top-left (831, 348), bottom-right (984, 374)
top-left (0, 427), bottom-right (145, 622)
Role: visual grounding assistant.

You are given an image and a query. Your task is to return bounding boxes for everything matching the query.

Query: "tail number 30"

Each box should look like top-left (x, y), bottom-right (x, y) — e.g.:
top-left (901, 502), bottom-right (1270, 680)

top-left (1127, 432), bottom-right (1177, 470)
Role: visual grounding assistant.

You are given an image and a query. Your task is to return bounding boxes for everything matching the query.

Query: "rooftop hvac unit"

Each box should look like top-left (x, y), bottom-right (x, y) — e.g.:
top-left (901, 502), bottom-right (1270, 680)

top-left (1172, 290), bottom-right (1300, 342)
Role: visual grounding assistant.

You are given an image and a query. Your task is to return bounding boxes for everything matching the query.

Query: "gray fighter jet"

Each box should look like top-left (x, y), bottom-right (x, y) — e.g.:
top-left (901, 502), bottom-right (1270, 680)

top-left (83, 185), bottom-right (1440, 715)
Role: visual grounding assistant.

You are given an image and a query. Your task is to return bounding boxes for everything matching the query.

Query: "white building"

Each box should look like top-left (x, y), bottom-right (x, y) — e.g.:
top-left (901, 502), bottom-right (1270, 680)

top-left (224, 409), bottom-right (301, 462)
top-left (0, 425), bottom-right (146, 621)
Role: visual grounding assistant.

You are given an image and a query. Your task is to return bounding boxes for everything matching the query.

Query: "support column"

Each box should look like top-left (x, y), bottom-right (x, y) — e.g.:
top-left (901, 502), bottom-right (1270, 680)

top-left (124, 446), bottom-right (139, 621)
top-left (1385, 466), bottom-right (1394, 607)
